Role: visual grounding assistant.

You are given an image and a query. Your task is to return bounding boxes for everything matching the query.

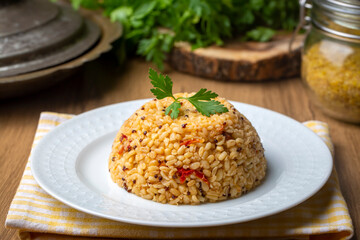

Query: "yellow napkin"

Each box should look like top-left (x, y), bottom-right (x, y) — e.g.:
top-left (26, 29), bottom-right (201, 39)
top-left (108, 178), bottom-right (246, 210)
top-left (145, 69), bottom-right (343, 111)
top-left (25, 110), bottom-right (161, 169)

top-left (6, 112), bottom-right (353, 240)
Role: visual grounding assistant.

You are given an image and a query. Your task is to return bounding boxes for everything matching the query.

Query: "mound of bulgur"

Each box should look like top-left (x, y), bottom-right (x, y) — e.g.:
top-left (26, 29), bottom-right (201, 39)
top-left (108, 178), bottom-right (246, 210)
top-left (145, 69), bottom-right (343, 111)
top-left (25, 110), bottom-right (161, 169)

top-left (109, 94), bottom-right (266, 205)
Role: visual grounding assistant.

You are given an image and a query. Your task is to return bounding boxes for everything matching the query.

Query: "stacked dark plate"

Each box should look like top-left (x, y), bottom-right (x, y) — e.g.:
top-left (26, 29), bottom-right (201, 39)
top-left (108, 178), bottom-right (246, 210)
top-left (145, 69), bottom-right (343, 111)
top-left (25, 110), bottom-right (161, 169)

top-left (0, 0), bottom-right (121, 98)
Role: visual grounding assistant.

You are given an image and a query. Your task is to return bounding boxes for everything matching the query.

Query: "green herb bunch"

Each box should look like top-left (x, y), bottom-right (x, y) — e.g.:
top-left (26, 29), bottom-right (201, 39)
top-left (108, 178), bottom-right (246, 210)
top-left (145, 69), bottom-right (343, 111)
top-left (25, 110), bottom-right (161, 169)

top-left (149, 68), bottom-right (228, 119)
top-left (71, 0), bottom-right (299, 69)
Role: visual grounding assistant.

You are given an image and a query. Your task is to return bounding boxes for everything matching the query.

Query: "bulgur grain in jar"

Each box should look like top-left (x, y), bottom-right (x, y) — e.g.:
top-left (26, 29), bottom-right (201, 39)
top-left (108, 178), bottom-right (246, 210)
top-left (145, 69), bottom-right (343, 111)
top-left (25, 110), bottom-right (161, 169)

top-left (300, 0), bottom-right (360, 123)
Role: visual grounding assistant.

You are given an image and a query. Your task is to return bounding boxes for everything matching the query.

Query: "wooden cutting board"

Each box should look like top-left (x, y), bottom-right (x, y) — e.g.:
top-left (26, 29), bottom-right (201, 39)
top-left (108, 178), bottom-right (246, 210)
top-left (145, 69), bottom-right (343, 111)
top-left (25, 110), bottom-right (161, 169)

top-left (168, 34), bottom-right (304, 81)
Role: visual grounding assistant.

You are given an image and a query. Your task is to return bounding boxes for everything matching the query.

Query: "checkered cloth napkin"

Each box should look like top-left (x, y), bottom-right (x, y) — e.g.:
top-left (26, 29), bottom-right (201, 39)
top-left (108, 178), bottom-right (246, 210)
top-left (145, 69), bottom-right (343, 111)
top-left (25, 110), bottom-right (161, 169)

top-left (6, 112), bottom-right (354, 240)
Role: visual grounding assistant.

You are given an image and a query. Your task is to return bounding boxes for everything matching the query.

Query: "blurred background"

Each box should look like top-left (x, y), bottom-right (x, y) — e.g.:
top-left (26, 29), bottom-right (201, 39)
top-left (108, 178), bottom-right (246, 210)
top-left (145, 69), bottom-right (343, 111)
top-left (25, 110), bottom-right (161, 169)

top-left (1, 0), bottom-right (359, 239)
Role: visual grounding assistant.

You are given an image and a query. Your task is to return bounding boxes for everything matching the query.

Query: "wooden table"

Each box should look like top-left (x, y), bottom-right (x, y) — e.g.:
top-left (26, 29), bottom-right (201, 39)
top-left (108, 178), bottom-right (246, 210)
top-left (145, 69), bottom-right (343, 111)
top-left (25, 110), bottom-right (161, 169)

top-left (1, 55), bottom-right (359, 239)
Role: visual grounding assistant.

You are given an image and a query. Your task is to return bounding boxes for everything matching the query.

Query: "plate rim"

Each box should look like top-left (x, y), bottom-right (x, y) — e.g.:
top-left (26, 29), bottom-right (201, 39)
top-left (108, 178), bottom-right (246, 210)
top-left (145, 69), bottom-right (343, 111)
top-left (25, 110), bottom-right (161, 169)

top-left (31, 99), bottom-right (333, 227)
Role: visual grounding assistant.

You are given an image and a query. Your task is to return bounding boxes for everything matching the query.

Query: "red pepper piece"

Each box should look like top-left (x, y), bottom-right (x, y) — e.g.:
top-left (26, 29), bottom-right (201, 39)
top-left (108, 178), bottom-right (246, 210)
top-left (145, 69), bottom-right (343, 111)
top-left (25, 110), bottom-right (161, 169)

top-left (118, 146), bottom-right (124, 155)
top-left (194, 170), bottom-right (209, 185)
top-left (180, 139), bottom-right (202, 146)
top-left (119, 133), bottom-right (127, 143)
top-left (177, 167), bottom-right (209, 185)
top-left (177, 168), bottom-right (194, 184)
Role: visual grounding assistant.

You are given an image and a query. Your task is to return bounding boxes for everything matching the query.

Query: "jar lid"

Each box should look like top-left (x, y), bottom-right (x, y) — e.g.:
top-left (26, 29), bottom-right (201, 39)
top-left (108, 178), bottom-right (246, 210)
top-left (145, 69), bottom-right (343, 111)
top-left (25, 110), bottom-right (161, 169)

top-left (313, 0), bottom-right (360, 15)
top-left (311, 0), bottom-right (360, 40)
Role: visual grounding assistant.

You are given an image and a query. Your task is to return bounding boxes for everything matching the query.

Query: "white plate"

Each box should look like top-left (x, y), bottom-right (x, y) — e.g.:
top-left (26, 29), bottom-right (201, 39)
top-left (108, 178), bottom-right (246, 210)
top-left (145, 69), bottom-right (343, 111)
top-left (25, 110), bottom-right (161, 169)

top-left (31, 99), bottom-right (333, 227)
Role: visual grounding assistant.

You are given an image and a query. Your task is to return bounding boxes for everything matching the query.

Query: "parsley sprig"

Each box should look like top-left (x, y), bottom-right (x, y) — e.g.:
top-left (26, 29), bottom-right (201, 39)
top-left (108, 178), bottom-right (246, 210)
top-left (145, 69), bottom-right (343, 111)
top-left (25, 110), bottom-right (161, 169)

top-left (149, 68), bottom-right (228, 119)
top-left (71, 0), bottom-right (299, 70)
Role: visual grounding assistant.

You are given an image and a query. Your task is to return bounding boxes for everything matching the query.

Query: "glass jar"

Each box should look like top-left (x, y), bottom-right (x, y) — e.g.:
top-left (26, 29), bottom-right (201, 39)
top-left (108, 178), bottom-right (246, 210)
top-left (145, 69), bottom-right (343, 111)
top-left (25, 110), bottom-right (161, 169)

top-left (300, 0), bottom-right (360, 123)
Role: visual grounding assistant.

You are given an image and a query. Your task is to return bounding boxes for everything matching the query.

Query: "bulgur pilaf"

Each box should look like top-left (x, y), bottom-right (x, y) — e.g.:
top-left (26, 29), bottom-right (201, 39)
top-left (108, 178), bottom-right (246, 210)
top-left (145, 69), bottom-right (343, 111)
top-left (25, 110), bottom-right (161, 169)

top-left (109, 94), bottom-right (266, 205)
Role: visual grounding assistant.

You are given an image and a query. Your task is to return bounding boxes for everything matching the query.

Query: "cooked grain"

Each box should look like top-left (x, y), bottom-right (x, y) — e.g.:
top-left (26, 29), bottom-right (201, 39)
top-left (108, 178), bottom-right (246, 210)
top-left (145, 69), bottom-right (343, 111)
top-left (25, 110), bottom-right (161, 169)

top-left (109, 93), bottom-right (266, 205)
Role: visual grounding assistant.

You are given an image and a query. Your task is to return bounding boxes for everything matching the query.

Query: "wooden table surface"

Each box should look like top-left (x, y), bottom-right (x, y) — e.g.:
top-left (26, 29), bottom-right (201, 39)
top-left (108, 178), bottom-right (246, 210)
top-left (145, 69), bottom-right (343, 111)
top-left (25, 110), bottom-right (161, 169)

top-left (0, 55), bottom-right (359, 240)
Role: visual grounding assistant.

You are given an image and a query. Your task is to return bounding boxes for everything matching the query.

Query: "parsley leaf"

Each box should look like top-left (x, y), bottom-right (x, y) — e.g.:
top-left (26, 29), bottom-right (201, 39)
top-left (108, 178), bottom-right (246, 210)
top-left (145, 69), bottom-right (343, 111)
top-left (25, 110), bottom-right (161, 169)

top-left (186, 98), bottom-right (228, 117)
top-left (149, 68), bottom-right (175, 100)
top-left (165, 101), bottom-right (181, 119)
top-left (185, 88), bottom-right (218, 101)
top-left (244, 26), bottom-right (276, 42)
top-left (149, 68), bottom-right (228, 119)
